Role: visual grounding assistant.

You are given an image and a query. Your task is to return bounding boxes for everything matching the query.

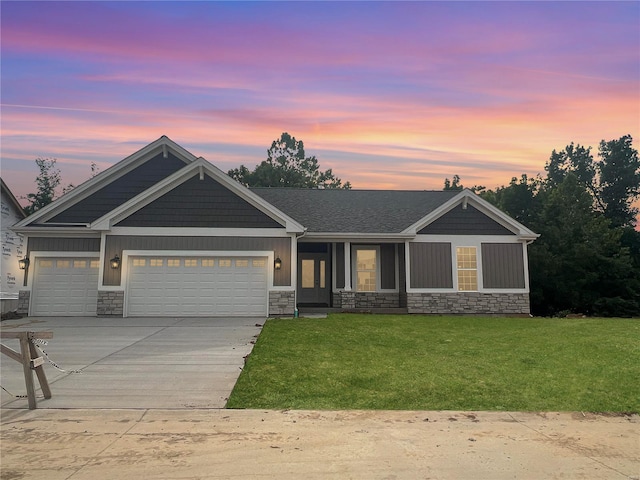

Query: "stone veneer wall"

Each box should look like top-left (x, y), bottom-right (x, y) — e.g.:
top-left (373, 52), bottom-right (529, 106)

top-left (334, 291), bottom-right (400, 309)
top-left (97, 291), bottom-right (124, 316)
top-left (407, 292), bottom-right (530, 315)
top-left (269, 290), bottom-right (295, 316)
top-left (17, 291), bottom-right (30, 315)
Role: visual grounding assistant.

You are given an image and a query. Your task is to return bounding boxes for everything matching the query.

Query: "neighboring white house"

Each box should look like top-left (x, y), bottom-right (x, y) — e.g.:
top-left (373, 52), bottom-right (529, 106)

top-left (1, 178), bottom-right (26, 313)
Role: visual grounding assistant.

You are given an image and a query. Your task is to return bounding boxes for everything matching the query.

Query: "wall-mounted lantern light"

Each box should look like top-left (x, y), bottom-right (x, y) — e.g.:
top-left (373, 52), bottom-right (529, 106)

top-left (18, 257), bottom-right (29, 270)
top-left (110, 254), bottom-right (121, 269)
top-left (274, 257), bottom-right (282, 270)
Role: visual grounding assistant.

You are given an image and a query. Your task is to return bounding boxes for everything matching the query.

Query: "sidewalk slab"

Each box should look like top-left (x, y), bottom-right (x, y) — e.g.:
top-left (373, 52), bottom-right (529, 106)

top-left (1, 409), bottom-right (637, 479)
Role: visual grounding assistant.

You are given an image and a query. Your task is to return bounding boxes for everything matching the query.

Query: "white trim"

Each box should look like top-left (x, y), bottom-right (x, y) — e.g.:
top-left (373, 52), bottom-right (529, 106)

top-left (90, 157), bottom-right (304, 233)
top-left (350, 245), bottom-right (398, 293)
top-left (24, 251), bottom-right (101, 314)
top-left (119, 250), bottom-right (275, 318)
top-left (403, 189), bottom-right (539, 239)
top-left (14, 136), bottom-right (197, 227)
top-left (11, 227), bottom-right (100, 236)
top-left (454, 245), bottom-right (480, 292)
top-left (107, 227), bottom-right (292, 237)
top-left (25, 251), bottom-right (101, 290)
top-left (406, 237), bottom-right (530, 294)
top-left (413, 234), bottom-right (524, 243)
top-left (344, 241), bottom-right (351, 291)
top-left (303, 232), bottom-right (414, 241)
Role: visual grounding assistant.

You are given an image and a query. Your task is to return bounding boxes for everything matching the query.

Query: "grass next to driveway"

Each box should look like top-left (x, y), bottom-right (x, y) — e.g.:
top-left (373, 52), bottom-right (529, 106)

top-left (227, 314), bottom-right (639, 412)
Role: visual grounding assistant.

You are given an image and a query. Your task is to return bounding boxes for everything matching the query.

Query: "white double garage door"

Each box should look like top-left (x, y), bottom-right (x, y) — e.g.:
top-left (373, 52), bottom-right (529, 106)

top-left (31, 255), bottom-right (269, 317)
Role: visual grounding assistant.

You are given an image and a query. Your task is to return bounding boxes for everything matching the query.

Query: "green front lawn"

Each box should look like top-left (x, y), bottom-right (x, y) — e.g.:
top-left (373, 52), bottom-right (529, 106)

top-left (227, 314), bottom-right (639, 412)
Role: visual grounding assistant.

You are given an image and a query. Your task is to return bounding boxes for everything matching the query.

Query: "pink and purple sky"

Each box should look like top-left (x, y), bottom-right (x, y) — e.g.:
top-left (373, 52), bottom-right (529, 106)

top-left (1, 1), bottom-right (639, 213)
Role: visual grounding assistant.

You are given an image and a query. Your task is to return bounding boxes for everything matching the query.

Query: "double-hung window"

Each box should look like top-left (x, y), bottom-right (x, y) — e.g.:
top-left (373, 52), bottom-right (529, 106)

top-left (355, 248), bottom-right (377, 292)
top-left (456, 247), bottom-right (478, 291)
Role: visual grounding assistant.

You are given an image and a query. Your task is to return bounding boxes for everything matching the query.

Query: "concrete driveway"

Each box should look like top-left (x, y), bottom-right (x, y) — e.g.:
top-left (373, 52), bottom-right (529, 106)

top-left (0, 316), bottom-right (264, 409)
top-left (1, 316), bottom-right (638, 479)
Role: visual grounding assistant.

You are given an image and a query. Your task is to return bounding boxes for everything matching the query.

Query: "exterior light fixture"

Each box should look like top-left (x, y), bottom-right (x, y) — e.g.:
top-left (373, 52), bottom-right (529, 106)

top-left (18, 257), bottom-right (29, 270)
top-left (110, 254), bottom-right (121, 269)
top-left (274, 257), bottom-right (282, 270)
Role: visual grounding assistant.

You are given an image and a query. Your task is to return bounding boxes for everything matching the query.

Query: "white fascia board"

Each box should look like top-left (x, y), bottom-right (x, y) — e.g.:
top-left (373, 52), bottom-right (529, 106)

top-left (10, 226), bottom-right (100, 237)
top-left (15, 136), bottom-right (197, 227)
top-left (201, 159), bottom-right (305, 233)
top-left (90, 157), bottom-right (304, 233)
top-left (108, 227), bottom-right (293, 237)
top-left (403, 189), bottom-right (539, 239)
top-left (302, 232), bottom-right (415, 242)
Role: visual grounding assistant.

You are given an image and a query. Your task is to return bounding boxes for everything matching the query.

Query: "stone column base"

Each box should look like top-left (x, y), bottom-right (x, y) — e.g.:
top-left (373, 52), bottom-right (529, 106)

top-left (269, 290), bottom-right (295, 316)
top-left (97, 291), bottom-right (124, 316)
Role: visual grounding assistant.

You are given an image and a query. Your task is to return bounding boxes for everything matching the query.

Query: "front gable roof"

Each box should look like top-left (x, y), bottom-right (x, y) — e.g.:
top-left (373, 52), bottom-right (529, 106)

top-left (14, 136), bottom-right (196, 228)
top-left (91, 158), bottom-right (305, 233)
top-left (404, 189), bottom-right (538, 240)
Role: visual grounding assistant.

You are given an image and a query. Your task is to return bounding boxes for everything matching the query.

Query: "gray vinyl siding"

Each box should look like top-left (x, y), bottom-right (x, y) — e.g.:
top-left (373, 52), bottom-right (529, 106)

top-left (24, 237), bottom-right (101, 285)
top-left (116, 174), bottom-right (282, 228)
top-left (104, 235), bottom-right (291, 287)
top-left (380, 244), bottom-right (396, 290)
top-left (482, 243), bottom-right (525, 289)
top-left (418, 205), bottom-right (514, 235)
top-left (409, 242), bottom-right (453, 288)
top-left (27, 237), bottom-right (101, 253)
top-left (335, 242), bottom-right (345, 289)
top-left (48, 152), bottom-right (188, 224)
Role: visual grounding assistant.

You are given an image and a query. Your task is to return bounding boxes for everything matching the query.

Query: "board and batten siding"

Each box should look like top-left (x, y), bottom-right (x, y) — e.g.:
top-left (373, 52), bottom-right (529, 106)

top-left (104, 235), bottom-right (291, 287)
top-left (27, 237), bottom-right (101, 253)
top-left (24, 237), bottom-right (101, 286)
top-left (418, 205), bottom-right (514, 235)
top-left (409, 242), bottom-right (453, 288)
top-left (379, 243), bottom-right (396, 290)
top-left (481, 243), bottom-right (525, 289)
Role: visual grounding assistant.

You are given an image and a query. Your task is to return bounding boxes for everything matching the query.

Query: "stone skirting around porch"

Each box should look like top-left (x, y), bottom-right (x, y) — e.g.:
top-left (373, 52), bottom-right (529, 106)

top-left (334, 291), bottom-right (401, 309)
top-left (97, 291), bottom-right (124, 316)
top-left (269, 290), bottom-right (295, 316)
top-left (407, 292), bottom-right (530, 315)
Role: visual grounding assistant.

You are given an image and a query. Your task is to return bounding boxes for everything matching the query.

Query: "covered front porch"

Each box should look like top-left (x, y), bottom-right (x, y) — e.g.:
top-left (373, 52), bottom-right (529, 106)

top-left (295, 241), bottom-right (408, 312)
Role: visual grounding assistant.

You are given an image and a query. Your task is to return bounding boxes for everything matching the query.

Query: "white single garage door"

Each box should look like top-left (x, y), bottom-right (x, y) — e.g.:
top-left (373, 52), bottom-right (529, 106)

top-left (31, 257), bottom-right (99, 316)
top-left (126, 256), bottom-right (268, 317)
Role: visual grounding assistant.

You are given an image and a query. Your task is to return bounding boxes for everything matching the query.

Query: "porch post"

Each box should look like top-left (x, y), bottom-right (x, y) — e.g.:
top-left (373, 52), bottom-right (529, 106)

top-left (344, 241), bottom-right (351, 291)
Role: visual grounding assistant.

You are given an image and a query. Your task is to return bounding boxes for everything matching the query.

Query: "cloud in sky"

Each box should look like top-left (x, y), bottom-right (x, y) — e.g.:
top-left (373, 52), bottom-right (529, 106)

top-left (1, 1), bottom-right (638, 212)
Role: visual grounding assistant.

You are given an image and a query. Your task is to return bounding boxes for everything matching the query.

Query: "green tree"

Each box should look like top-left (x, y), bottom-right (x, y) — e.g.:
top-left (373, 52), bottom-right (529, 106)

top-left (24, 157), bottom-right (61, 215)
top-left (528, 174), bottom-right (639, 316)
top-left (443, 175), bottom-right (463, 191)
top-left (545, 135), bottom-right (639, 228)
top-left (480, 174), bottom-right (541, 228)
top-left (229, 133), bottom-right (351, 189)
top-left (597, 135), bottom-right (640, 228)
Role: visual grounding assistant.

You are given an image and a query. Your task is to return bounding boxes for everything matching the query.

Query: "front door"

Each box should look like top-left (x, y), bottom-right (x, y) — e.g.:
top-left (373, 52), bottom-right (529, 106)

top-left (298, 253), bottom-right (330, 305)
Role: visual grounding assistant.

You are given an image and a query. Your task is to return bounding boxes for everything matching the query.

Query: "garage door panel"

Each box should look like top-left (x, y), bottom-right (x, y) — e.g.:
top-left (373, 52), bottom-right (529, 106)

top-left (31, 257), bottom-right (99, 316)
top-left (126, 256), bottom-right (267, 317)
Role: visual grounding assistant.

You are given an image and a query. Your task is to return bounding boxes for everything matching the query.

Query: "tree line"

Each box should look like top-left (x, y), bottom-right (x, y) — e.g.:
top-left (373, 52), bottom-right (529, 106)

top-left (445, 135), bottom-right (640, 317)
top-left (22, 133), bottom-right (640, 317)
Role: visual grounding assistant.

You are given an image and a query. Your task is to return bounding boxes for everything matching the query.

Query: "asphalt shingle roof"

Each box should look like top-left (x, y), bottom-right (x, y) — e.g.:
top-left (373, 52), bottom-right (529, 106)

top-left (251, 188), bottom-right (460, 233)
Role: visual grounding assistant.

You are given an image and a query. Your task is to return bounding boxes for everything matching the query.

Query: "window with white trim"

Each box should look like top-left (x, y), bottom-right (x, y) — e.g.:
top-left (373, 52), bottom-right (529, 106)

top-left (355, 248), bottom-right (377, 292)
top-left (456, 246), bottom-right (478, 291)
